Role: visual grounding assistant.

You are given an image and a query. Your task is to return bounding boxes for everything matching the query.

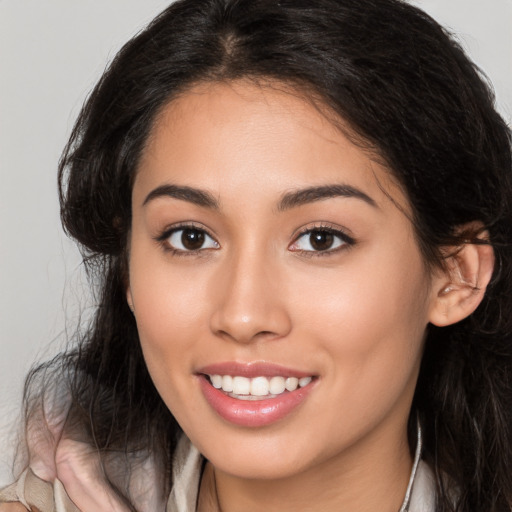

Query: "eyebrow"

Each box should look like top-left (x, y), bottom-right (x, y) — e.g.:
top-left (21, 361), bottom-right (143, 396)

top-left (277, 184), bottom-right (377, 211)
top-left (143, 184), bottom-right (219, 209)
top-left (142, 182), bottom-right (376, 211)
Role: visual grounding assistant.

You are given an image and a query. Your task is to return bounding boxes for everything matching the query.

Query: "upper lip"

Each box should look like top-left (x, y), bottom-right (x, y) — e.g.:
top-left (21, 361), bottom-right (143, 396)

top-left (197, 361), bottom-right (314, 379)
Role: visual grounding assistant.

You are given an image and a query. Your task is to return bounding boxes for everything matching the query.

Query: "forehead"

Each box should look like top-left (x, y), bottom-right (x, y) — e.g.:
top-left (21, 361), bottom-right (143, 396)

top-left (134, 79), bottom-right (408, 212)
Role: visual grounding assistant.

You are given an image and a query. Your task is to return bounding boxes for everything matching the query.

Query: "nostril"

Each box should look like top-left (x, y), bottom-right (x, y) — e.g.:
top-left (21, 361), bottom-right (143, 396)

top-left (257, 330), bottom-right (277, 337)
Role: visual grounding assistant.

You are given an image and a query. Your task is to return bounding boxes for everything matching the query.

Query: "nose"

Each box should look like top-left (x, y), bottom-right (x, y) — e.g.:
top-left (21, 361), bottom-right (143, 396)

top-left (209, 250), bottom-right (292, 344)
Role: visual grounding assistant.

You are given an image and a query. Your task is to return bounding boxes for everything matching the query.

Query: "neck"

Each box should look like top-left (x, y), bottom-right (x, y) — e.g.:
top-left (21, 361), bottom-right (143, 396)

top-left (198, 421), bottom-right (414, 512)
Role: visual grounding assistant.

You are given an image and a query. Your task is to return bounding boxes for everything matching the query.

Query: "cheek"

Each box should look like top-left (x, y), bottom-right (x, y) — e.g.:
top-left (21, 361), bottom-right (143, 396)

top-left (294, 247), bottom-right (429, 339)
top-left (127, 249), bottom-right (214, 401)
top-left (291, 245), bottom-right (430, 411)
top-left (130, 248), bottom-right (211, 340)
top-left (130, 268), bottom-right (210, 429)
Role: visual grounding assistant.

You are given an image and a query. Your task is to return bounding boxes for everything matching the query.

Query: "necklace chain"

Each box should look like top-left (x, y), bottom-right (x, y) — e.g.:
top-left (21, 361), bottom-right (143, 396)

top-left (398, 423), bottom-right (423, 512)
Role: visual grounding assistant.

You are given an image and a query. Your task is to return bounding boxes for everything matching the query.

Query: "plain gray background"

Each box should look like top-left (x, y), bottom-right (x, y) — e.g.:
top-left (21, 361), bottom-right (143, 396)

top-left (1, 0), bottom-right (511, 485)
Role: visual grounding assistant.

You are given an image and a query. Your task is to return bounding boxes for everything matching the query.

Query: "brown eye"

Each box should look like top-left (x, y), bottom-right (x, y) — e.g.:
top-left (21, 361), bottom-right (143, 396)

top-left (309, 231), bottom-right (334, 251)
top-left (166, 227), bottom-right (219, 252)
top-left (181, 228), bottom-right (205, 250)
top-left (289, 227), bottom-right (353, 254)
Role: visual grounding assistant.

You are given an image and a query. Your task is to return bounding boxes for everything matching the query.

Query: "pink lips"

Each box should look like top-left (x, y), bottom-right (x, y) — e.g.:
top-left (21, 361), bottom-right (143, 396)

top-left (197, 362), bottom-right (316, 427)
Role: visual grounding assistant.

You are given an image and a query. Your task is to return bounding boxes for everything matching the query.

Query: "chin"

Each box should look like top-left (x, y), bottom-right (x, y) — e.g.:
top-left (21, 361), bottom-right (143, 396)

top-left (191, 423), bottom-right (324, 480)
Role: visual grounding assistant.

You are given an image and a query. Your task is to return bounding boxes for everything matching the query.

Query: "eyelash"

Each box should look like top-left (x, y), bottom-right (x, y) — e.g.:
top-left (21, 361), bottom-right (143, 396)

top-left (155, 222), bottom-right (355, 257)
top-left (289, 223), bottom-right (356, 257)
top-left (155, 222), bottom-right (219, 257)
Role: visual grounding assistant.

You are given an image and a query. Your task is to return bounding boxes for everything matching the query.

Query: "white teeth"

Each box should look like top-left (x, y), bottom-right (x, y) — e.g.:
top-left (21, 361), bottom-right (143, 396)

top-left (208, 374), bottom-right (313, 398)
top-left (222, 375), bottom-right (233, 392)
top-left (269, 376), bottom-right (286, 395)
top-left (251, 376), bottom-right (270, 396)
top-left (211, 374), bottom-right (223, 389)
top-left (232, 376), bottom-right (251, 395)
top-left (298, 376), bottom-right (312, 388)
top-left (285, 377), bottom-right (299, 391)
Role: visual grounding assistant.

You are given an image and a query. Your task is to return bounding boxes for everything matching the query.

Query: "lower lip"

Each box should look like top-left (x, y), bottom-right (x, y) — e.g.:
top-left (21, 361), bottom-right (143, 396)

top-left (198, 375), bottom-right (315, 427)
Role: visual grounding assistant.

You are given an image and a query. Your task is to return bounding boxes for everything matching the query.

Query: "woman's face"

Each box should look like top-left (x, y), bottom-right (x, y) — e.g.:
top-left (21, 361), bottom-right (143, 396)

top-left (128, 80), bottom-right (438, 480)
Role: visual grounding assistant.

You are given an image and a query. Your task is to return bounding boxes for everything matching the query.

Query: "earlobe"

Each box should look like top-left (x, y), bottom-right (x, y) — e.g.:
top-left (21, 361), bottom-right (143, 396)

top-left (429, 232), bottom-right (494, 327)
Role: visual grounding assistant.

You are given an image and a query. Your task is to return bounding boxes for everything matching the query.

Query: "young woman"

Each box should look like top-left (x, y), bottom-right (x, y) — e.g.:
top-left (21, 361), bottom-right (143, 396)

top-left (1, 0), bottom-right (511, 511)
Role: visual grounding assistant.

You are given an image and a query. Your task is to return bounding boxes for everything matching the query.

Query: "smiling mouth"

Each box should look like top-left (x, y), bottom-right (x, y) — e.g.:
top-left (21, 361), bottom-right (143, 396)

top-left (205, 374), bottom-right (314, 400)
top-left (198, 368), bottom-right (317, 426)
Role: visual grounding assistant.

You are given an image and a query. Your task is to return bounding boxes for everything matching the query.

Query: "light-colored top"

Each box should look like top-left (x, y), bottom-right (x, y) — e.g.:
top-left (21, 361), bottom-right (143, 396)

top-left (0, 436), bottom-right (436, 511)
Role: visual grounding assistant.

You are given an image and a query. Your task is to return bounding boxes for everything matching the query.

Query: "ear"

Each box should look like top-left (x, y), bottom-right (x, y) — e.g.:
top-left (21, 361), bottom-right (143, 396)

top-left (429, 227), bottom-right (494, 327)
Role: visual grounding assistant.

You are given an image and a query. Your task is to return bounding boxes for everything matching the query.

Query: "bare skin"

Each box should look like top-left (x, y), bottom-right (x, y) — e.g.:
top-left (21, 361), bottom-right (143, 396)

top-left (0, 505), bottom-right (30, 511)
top-left (126, 80), bottom-right (493, 512)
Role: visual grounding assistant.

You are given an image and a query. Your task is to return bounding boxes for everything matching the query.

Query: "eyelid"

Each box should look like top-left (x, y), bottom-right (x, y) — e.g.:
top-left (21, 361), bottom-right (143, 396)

top-left (155, 222), bottom-right (220, 254)
top-left (154, 221), bottom-right (354, 256)
top-left (155, 221), bottom-right (215, 241)
top-left (289, 222), bottom-right (355, 255)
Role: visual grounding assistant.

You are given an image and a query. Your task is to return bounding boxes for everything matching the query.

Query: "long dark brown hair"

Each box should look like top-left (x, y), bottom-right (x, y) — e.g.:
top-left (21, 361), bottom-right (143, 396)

top-left (22, 1), bottom-right (512, 510)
